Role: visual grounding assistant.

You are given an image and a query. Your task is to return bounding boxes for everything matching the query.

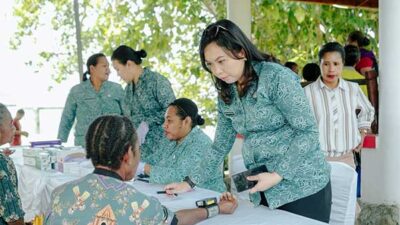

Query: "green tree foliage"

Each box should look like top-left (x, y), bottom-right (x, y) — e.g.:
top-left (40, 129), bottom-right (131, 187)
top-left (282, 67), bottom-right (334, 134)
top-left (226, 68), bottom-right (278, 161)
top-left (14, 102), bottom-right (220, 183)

top-left (253, 0), bottom-right (378, 66)
top-left (11, 0), bottom-right (377, 124)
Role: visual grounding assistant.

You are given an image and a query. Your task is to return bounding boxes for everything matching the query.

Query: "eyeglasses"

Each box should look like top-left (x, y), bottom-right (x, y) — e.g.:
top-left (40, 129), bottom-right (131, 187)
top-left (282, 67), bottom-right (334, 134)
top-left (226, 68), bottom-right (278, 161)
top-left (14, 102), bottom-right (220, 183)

top-left (206, 24), bottom-right (229, 38)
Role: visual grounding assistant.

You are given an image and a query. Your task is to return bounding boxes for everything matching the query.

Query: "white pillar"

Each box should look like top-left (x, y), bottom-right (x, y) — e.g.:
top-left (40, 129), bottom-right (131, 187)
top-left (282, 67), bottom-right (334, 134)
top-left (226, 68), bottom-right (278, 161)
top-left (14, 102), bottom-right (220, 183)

top-left (362, 0), bottom-right (400, 208)
top-left (226, 0), bottom-right (251, 38)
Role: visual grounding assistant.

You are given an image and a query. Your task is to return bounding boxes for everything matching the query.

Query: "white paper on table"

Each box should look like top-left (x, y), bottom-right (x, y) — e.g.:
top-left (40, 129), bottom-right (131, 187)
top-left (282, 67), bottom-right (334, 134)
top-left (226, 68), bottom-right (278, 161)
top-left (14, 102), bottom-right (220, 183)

top-left (130, 180), bottom-right (220, 211)
top-left (137, 122), bottom-right (149, 146)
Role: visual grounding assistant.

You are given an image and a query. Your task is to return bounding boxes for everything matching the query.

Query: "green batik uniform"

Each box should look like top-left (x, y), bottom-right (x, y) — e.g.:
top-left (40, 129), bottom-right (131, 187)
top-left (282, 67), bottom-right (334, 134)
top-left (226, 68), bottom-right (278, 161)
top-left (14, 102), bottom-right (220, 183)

top-left (201, 61), bottom-right (330, 209)
top-left (58, 80), bottom-right (127, 147)
top-left (149, 127), bottom-right (226, 193)
top-left (124, 68), bottom-right (175, 164)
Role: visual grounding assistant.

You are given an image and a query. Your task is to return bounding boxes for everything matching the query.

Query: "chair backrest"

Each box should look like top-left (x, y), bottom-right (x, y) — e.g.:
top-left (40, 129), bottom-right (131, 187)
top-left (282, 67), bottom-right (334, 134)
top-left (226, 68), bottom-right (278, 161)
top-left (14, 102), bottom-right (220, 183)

top-left (329, 161), bottom-right (358, 225)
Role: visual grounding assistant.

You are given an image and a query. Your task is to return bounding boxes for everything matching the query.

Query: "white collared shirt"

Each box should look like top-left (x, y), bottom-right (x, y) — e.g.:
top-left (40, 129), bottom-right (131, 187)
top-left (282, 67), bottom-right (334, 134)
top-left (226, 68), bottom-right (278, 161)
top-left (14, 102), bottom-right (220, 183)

top-left (304, 77), bottom-right (375, 157)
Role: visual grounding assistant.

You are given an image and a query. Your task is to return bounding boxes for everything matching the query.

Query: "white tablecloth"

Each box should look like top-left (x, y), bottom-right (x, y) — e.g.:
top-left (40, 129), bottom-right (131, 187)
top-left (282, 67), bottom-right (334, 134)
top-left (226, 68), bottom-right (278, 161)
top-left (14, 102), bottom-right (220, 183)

top-left (10, 149), bottom-right (327, 225)
top-left (132, 181), bottom-right (328, 225)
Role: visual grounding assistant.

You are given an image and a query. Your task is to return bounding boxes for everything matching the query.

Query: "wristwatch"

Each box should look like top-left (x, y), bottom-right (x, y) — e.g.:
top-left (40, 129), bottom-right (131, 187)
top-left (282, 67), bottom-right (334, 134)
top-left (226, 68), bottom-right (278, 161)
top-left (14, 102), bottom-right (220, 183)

top-left (183, 176), bottom-right (196, 189)
top-left (205, 204), bottom-right (219, 218)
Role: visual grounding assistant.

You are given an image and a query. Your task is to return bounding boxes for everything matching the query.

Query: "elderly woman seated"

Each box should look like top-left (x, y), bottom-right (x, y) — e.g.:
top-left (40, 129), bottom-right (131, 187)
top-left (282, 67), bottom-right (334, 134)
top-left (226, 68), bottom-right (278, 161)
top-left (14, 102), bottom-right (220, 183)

top-left (45, 115), bottom-right (237, 224)
top-left (0, 103), bottom-right (25, 225)
top-left (143, 98), bottom-right (226, 193)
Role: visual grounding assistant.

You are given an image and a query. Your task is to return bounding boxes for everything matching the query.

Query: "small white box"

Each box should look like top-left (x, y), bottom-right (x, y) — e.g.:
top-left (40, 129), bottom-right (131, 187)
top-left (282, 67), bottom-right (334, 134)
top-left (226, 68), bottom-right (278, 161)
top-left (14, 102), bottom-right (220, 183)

top-left (23, 157), bottom-right (36, 167)
top-left (56, 147), bottom-right (86, 173)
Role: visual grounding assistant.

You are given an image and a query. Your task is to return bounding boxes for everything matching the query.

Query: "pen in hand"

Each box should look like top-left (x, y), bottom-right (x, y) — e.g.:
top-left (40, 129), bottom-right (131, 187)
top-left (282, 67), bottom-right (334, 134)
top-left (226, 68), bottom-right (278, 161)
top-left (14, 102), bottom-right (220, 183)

top-left (157, 191), bottom-right (178, 196)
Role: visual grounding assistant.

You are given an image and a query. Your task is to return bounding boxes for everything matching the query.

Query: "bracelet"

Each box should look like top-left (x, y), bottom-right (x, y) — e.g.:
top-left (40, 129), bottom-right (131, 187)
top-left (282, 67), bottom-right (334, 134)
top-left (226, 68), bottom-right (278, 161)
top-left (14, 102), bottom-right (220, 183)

top-left (206, 204), bottom-right (219, 218)
top-left (183, 176), bottom-right (196, 189)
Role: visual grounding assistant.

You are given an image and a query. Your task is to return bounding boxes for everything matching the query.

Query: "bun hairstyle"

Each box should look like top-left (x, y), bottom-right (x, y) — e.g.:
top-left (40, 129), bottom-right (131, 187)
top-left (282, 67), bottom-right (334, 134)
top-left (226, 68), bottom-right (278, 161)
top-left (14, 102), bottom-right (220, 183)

top-left (111, 45), bottom-right (147, 65)
top-left (169, 98), bottom-right (205, 128)
top-left (82, 53), bottom-right (106, 82)
top-left (348, 31), bottom-right (370, 47)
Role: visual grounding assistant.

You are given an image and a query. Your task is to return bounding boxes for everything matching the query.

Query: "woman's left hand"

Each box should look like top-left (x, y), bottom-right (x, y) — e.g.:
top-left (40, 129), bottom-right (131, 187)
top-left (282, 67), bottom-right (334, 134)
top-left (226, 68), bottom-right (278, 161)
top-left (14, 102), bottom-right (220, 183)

top-left (247, 172), bottom-right (283, 194)
top-left (144, 164), bottom-right (151, 175)
top-left (164, 181), bottom-right (191, 195)
top-left (353, 131), bottom-right (367, 153)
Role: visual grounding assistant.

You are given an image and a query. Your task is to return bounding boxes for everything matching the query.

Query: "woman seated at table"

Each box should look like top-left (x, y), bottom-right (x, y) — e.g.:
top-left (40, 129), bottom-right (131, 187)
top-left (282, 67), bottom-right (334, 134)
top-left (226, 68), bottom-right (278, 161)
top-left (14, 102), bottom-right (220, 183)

top-left (0, 103), bottom-right (25, 225)
top-left (46, 115), bottom-right (237, 224)
top-left (143, 98), bottom-right (226, 193)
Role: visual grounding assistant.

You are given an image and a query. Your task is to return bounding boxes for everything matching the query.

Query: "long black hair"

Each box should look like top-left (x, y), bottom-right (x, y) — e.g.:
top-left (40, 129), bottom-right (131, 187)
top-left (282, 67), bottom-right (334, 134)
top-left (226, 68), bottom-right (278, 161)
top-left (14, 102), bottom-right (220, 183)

top-left (82, 53), bottom-right (106, 82)
top-left (199, 19), bottom-right (275, 104)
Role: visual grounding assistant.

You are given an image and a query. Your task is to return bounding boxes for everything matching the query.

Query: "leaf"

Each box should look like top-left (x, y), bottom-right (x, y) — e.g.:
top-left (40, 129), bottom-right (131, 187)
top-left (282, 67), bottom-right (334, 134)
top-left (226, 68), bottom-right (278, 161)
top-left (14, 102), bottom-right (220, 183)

top-left (294, 7), bottom-right (305, 23)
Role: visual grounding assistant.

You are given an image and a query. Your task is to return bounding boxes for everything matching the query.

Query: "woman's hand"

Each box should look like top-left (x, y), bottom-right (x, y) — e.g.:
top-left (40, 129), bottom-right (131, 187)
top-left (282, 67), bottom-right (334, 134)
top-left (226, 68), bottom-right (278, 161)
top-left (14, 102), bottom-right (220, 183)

top-left (218, 192), bottom-right (238, 214)
top-left (144, 164), bottom-right (151, 175)
top-left (352, 142), bottom-right (363, 153)
top-left (164, 181), bottom-right (191, 195)
top-left (353, 130), bottom-right (367, 153)
top-left (247, 172), bottom-right (283, 194)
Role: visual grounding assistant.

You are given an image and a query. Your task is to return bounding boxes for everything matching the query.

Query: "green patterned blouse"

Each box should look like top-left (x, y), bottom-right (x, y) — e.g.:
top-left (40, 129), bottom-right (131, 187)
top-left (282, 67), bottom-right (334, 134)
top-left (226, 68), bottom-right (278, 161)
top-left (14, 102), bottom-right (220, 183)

top-left (124, 68), bottom-right (175, 163)
top-left (57, 80), bottom-right (126, 146)
top-left (203, 61), bottom-right (330, 209)
top-left (149, 127), bottom-right (226, 193)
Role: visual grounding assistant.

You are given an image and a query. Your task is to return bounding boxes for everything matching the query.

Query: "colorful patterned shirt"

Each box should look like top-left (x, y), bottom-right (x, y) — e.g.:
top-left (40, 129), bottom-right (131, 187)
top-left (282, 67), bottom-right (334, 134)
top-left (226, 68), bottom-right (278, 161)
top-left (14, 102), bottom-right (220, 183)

top-left (0, 154), bottom-right (24, 224)
top-left (149, 127), bottom-right (226, 193)
top-left (45, 173), bottom-right (176, 225)
top-left (57, 80), bottom-right (127, 146)
top-left (203, 61), bottom-right (330, 209)
top-left (124, 68), bottom-right (175, 163)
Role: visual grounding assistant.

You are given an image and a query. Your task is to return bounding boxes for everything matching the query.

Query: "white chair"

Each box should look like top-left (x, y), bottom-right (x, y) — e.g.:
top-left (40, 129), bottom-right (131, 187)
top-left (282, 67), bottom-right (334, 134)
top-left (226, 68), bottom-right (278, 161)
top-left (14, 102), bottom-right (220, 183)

top-left (329, 161), bottom-right (358, 225)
